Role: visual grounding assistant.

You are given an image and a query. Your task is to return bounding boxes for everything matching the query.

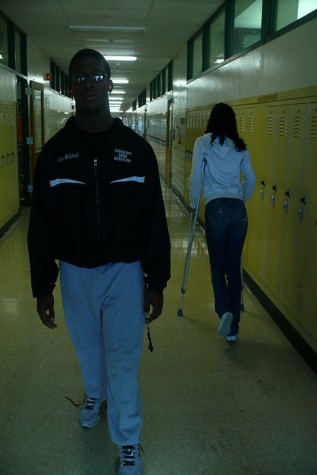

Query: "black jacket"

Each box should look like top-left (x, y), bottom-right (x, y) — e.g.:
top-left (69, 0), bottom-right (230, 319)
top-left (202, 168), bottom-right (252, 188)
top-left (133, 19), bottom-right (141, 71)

top-left (28, 117), bottom-right (171, 297)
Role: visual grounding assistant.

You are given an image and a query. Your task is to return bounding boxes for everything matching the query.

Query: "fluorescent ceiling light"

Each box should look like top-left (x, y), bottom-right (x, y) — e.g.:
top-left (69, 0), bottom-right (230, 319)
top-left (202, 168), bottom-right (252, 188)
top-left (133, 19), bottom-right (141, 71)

top-left (111, 90), bottom-right (126, 94)
top-left (112, 79), bottom-right (129, 84)
top-left (69, 25), bottom-right (145, 33)
top-left (105, 55), bottom-right (136, 61)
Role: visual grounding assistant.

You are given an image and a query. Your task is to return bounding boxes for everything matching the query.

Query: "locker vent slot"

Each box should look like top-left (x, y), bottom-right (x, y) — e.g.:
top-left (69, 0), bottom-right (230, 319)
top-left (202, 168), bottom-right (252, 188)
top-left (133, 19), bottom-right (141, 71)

top-left (267, 113), bottom-right (275, 135)
top-left (310, 114), bottom-right (317, 140)
top-left (247, 113), bottom-right (254, 134)
top-left (240, 114), bottom-right (245, 133)
top-left (293, 114), bottom-right (303, 138)
top-left (279, 113), bottom-right (288, 137)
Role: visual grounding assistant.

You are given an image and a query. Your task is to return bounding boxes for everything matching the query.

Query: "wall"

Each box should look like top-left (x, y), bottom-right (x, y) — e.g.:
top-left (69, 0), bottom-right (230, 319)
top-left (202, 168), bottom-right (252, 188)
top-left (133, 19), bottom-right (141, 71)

top-left (139, 16), bottom-right (317, 357)
top-left (0, 68), bottom-right (19, 231)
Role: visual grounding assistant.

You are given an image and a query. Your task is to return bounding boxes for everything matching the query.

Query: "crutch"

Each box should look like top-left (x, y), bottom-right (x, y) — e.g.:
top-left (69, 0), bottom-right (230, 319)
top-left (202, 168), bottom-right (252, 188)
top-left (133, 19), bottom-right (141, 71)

top-left (177, 159), bottom-right (206, 317)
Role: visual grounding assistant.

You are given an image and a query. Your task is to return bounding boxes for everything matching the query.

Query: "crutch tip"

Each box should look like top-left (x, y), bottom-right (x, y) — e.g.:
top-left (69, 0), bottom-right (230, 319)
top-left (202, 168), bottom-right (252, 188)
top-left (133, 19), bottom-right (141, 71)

top-left (240, 304), bottom-right (245, 311)
top-left (177, 309), bottom-right (183, 317)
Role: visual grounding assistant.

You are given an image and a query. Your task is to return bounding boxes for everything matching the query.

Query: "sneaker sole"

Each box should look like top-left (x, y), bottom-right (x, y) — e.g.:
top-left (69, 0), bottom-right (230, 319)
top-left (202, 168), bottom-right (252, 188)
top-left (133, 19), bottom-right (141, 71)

top-left (80, 412), bottom-right (101, 429)
top-left (217, 313), bottom-right (233, 336)
top-left (225, 335), bottom-right (237, 342)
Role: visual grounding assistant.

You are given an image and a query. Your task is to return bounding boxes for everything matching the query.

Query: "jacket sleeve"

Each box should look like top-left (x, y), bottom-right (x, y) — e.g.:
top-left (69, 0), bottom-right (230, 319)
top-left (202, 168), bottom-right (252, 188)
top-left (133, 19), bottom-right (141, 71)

top-left (241, 150), bottom-right (256, 201)
top-left (141, 147), bottom-right (171, 293)
top-left (27, 149), bottom-right (59, 298)
top-left (189, 137), bottom-right (204, 208)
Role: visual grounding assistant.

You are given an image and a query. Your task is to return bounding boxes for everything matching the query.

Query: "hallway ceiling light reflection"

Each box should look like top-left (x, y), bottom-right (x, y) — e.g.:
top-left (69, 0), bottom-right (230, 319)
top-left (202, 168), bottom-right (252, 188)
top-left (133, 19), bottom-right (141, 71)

top-left (104, 55), bottom-right (137, 61)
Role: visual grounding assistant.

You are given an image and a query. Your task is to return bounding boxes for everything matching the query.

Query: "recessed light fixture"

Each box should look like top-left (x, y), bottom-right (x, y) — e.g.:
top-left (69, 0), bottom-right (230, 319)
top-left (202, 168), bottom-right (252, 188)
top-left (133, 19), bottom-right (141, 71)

top-left (112, 79), bottom-right (129, 84)
top-left (105, 55), bottom-right (137, 61)
top-left (69, 25), bottom-right (145, 33)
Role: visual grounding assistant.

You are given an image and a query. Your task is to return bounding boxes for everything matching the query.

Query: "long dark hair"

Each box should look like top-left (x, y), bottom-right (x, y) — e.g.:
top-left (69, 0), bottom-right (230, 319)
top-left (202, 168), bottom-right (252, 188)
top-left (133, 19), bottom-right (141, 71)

top-left (205, 102), bottom-right (246, 151)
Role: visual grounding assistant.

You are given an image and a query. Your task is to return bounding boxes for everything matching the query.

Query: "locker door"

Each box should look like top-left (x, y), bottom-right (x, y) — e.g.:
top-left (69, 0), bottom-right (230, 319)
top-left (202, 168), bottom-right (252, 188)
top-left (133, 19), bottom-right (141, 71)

top-left (241, 105), bottom-right (275, 286)
top-left (277, 103), bottom-right (307, 315)
top-left (294, 102), bottom-right (317, 339)
top-left (265, 104), bottom-right (292, 304)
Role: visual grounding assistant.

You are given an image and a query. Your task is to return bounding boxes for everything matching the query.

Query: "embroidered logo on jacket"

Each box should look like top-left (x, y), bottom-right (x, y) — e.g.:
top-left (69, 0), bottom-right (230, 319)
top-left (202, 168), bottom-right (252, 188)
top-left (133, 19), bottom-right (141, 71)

top-left (58, 152), bottom-right (80, 163)
top-left (114, 148), bottom-right (132, 163)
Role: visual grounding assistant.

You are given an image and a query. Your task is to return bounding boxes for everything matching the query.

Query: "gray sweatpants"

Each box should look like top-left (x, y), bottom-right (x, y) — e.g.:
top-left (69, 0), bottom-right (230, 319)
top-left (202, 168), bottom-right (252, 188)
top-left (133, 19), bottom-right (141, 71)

top-left (59, 260), bottom-right (145, 445)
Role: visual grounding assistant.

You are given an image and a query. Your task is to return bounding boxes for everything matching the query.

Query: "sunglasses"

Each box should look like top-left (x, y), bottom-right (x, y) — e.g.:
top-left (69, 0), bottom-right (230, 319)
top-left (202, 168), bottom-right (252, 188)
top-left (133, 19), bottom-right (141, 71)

top-left (72, 73), bottom-right (110, 84)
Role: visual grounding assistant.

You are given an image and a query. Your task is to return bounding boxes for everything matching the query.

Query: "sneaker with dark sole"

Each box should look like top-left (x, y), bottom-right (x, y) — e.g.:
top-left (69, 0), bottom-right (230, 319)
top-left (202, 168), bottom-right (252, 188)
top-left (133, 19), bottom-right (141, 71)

top-left (79, 396), bottom-right (105, 429)
top-left (225, 335), bottom-right (237, 342)
top-left (217, 312), bottom-right (233, 336)
top-left (118, 444), bottom-right (142, 475)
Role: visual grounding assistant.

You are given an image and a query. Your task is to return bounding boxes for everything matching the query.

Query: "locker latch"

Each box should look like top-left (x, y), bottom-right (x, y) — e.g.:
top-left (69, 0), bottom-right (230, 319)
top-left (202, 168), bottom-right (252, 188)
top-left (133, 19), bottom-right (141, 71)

top-left (298, 195), bottom-right (308, 220)
top-left (283, 189), bottom-right (292, 213)
top-left (271, 184), bottom-right (278, 206)
top-left (260, 179), bottom-right (266, 201)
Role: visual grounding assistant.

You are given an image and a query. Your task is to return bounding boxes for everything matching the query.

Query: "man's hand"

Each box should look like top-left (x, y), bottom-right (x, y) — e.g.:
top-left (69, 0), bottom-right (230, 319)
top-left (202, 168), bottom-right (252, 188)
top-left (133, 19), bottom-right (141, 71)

top-left (144, 287), bottom-right (164, 324)
top-left (36, 294), bottom-right (57, 329)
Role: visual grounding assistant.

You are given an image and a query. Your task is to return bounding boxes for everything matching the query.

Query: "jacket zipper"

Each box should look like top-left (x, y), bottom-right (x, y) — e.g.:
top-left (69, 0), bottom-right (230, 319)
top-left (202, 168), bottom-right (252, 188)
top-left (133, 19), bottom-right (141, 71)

top-left (94, 158), bottom-right (101, 240)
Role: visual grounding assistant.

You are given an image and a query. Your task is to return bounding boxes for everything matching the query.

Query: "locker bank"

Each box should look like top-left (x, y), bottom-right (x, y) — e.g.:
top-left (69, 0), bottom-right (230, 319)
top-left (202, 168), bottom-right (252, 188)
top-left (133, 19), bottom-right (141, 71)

top-left (1, 1), bottom-right (317, 474)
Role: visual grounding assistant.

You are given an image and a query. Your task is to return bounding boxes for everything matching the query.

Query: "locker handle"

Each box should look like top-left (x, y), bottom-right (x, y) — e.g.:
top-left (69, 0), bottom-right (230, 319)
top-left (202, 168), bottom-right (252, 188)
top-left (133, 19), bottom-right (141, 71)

top-left (271, 184), bottom-right (278, 205)
top-left (300, 195), bottom-right (308, 205)
top-left (283, 189), bottom-right (292, 213)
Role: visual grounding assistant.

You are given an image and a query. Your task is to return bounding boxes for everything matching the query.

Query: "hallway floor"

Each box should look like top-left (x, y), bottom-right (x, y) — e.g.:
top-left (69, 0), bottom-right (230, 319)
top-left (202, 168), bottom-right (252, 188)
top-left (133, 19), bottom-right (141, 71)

top-left (1, 183), bottom-right (317, 475)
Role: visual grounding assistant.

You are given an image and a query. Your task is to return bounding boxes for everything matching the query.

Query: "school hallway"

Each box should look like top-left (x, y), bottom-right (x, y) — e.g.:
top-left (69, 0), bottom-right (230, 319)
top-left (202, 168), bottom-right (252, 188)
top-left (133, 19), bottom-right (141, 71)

top-left (1, 181), bottom-right (317, 475)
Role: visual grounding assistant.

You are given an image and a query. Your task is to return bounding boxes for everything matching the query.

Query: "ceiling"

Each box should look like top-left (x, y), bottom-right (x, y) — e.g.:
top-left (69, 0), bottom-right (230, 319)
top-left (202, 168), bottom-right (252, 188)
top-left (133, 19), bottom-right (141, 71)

top-left (1, 0), bottom-right (223, 112)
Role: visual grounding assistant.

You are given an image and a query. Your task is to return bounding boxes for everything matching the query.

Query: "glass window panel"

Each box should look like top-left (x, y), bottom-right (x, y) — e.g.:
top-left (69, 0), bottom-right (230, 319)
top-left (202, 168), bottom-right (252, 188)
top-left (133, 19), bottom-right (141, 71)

top-left (275, 0), bottom-right (317, 31)
top-left (233, 0), bottom-right (262, 54)
top-left (0, 16), bottom-right (9, 67)
top-left (208, 10), bottom-right (225, 68)
top-left (15, 29), bottom-right (21, 72)
top-left (193, 32), bottom-right (203, 77)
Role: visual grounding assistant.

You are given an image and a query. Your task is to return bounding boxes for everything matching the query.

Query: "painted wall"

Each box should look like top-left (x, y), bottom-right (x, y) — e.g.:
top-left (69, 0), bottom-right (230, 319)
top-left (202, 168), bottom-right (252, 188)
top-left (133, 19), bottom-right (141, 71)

top-left (0, 68), bottom-right (19, 230)
top-left (140, 16), bottom-right (317, 355)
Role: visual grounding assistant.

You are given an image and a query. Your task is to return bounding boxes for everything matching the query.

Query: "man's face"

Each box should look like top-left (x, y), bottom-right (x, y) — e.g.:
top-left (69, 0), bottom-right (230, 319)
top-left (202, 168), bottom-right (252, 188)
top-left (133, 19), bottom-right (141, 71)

top-left (70, 55), bottom-right (110, 114)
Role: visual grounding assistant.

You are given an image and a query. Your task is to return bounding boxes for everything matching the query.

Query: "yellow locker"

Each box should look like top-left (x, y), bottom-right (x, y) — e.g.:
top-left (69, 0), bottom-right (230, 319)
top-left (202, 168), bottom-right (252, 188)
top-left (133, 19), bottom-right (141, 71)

top-left (264, 105), bottom-right (292, 304)
top-left (277, 103), bottom-right (307, 314)
top-left (241, 105), bottom-right (276, 288)
top-left (293, 102), bottom-right (317, 339)
top-left (0, 104), bottom-right (19, 230)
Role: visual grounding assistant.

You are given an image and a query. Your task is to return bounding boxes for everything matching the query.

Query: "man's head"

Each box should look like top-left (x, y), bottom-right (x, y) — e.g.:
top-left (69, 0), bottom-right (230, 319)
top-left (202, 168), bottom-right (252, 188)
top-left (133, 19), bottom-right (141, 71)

top-left (69, 49), bottom-right (113, 115)
top-left (69, 48), bottom-right (111, 80)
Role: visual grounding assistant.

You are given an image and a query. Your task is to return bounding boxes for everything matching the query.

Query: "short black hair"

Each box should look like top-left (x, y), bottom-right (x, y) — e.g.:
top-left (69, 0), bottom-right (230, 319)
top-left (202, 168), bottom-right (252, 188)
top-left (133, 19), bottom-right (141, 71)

top-left (69, 48), bottom-right (111, 78)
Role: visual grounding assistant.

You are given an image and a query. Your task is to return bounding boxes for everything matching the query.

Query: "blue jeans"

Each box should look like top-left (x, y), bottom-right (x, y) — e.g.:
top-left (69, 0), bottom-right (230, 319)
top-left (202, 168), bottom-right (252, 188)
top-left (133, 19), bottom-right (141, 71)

top-left (205, 198), bottom-right (248, 336)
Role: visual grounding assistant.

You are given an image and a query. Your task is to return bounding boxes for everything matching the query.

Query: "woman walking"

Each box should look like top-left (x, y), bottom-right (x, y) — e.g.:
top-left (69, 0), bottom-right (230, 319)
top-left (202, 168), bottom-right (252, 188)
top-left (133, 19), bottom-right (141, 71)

top-left (189, 103), bottom-right (256, 341)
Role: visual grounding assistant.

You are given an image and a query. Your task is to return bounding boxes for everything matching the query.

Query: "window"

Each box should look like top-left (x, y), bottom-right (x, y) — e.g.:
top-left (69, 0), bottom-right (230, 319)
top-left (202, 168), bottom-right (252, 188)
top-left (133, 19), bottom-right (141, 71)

top-left (192, 32), bottom-right (203, 76)
top-left (15, 29), bottom-right (21, 72)
top-left (0, 15), bottom-right (9, 67)
top-left (208, 9), bottom-right (225, 68)
top-left (275, 0), bottom-right (317, 31)
top-left (233, 0), bottom-right (262, 54)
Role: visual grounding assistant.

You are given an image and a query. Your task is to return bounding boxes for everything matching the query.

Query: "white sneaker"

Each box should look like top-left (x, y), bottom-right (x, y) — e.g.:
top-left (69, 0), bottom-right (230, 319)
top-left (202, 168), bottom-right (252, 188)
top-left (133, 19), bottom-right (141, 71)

top-left (217, 312), bottom-right (233, 336)
top-left (118, 444), bottom-right (142, 475)
top-left (225, 335), bottom-right (237, 342)
top-left (79, 396), bottom-right (104, 429)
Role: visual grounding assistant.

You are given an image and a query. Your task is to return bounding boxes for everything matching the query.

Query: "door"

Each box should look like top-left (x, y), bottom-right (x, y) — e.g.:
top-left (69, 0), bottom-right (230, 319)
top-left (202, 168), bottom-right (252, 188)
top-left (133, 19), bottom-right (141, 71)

top-left (29, 81), bottom-right (44, 182)
top-left (165, 99), bottom-right (173, 187)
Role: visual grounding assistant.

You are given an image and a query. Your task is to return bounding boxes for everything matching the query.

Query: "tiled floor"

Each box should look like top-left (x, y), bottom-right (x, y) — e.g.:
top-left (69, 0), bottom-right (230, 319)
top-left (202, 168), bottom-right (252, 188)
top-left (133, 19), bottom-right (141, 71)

top-left (1, 183), bottom-right (317, 475)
